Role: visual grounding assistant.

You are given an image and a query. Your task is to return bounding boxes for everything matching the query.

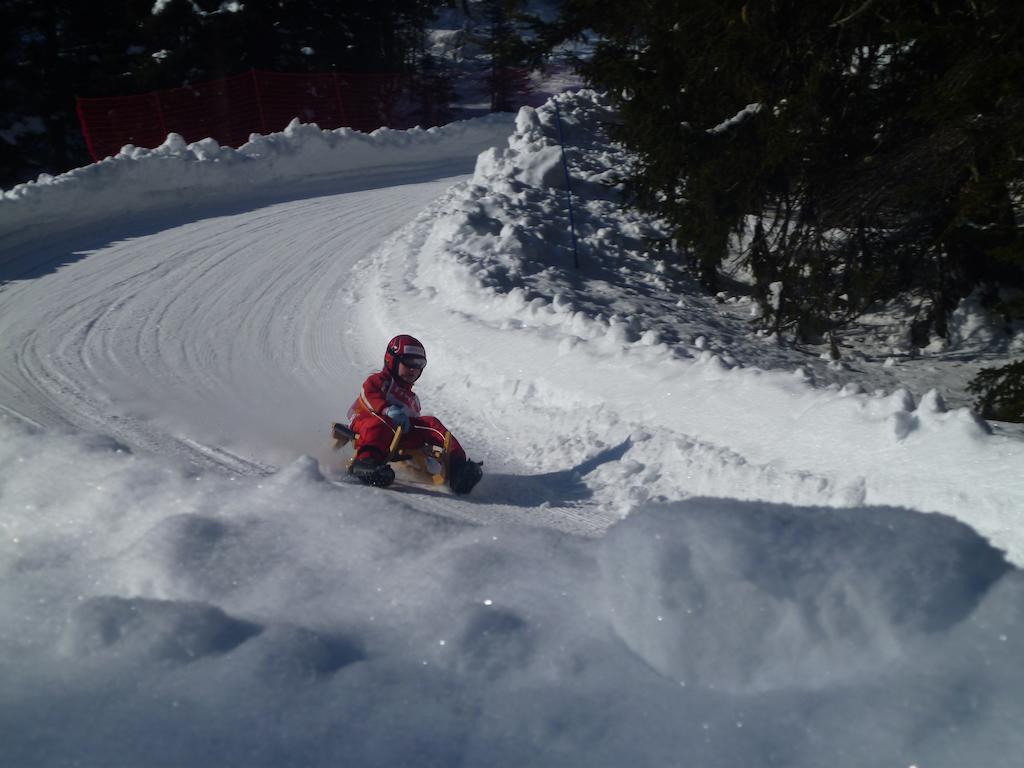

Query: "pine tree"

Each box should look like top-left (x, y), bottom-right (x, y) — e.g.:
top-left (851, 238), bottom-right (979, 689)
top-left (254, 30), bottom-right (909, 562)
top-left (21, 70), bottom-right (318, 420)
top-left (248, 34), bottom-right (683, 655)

top-left (473, 0), bottom-right (534, 112)
top-left (969, 361), bottom-right (1024, 422)
top-left (546, 0), bottom-right (1024, 419)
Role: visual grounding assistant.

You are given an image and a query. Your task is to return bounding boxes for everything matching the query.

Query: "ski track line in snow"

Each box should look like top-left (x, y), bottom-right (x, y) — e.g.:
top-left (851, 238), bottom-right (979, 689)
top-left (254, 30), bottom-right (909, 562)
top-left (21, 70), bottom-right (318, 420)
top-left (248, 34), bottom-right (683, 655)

top-left (0, 178), bottom-right (461, 476)
top-left (0, 171), bottom-right (616, 536)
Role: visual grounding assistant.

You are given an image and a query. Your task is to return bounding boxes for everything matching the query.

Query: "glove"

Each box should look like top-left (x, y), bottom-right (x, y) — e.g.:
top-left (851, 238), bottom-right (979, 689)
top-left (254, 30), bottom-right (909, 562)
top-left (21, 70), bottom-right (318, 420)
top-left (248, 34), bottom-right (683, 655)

top-left (384, 405), bottom-right (410, 431)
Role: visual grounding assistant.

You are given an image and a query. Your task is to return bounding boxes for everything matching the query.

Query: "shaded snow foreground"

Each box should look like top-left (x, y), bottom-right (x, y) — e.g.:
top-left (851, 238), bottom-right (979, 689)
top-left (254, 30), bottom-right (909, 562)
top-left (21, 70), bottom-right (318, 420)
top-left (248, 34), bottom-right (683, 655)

top-left (1, 419), bottom-right (1023, 767)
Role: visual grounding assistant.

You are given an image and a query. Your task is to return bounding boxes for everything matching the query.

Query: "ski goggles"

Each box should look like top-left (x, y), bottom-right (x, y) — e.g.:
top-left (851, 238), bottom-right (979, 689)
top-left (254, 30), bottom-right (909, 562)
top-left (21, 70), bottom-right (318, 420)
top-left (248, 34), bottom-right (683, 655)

top-left (400, 355), bottom-right (427, 369)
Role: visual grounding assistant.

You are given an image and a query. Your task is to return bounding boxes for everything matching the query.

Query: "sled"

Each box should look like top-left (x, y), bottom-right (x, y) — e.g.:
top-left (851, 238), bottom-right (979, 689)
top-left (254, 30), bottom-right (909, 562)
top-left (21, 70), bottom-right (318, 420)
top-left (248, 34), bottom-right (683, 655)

top-left (331, 421), bottom-right (451, 486)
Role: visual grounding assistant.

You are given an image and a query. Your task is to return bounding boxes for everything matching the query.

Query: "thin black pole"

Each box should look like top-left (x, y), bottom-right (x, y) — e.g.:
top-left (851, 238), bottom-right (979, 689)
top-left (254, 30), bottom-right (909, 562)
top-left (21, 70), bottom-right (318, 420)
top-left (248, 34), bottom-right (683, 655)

top-left (553, 99), bottom-right (580, 270)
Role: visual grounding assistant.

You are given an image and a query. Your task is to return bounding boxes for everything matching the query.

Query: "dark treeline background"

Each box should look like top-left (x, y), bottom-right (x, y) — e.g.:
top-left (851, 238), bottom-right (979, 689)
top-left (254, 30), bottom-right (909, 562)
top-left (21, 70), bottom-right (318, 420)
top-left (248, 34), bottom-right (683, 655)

top-left (528, 0), bottom-right (1024, 420)
top-left (0, 0), bottom-right (495, 187)
top-left (0, 0), bottom-right (547, 188)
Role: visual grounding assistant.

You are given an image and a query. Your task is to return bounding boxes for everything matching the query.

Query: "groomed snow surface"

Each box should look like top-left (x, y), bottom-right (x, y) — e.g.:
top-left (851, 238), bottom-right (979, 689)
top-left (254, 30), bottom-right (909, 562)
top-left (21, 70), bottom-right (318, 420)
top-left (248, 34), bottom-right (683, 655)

top-left (2, 91), bottom-right (1023, 767)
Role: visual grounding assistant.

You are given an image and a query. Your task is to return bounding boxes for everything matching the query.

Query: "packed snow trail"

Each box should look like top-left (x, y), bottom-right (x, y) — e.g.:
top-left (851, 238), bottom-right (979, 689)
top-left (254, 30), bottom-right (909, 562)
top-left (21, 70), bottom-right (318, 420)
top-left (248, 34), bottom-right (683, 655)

top-left (2, 96), bottom-right (1023, 549)
top-left (0, 118), bottom-right (619, 535)
top-left (0, 176), bottom-right (462, 474)
top-left (0, 114), bottom-right (517, 475)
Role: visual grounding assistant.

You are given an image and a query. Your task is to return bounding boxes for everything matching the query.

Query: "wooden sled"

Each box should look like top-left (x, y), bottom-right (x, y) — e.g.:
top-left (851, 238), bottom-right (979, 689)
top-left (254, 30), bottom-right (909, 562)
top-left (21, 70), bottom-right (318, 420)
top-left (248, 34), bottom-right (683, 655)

top-left (331, 421), bottom-right (451, 486)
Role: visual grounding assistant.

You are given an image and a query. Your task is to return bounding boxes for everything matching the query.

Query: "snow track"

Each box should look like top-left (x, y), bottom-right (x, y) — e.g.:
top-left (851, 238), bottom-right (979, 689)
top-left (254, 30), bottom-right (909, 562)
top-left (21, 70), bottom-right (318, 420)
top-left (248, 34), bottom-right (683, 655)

top-left (0, 165), bottom-right (615, 536)
top-left (2, 101), bottom-right (1021, 548)
top-left (0, 177), bottom-right (461, 474)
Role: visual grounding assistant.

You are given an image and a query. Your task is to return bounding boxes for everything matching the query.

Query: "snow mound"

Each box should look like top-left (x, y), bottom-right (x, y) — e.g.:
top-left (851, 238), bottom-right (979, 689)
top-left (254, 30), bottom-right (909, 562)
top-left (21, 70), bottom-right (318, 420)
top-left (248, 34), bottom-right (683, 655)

top-left (3, 421), bottom-right (1023, 767)
top-left (600, 499), bottom-right (1009, 693)
top-left (61, 596), bottom-right (262, 662)
top-left (116, 513), bottom-right (260, 601)
top-left (0, 113), bottom-right (514, 249)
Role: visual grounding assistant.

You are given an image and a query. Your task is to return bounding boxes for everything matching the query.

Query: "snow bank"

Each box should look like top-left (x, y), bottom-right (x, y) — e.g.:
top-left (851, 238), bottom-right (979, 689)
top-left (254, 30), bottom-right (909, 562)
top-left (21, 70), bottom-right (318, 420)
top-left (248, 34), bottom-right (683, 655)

top-left (0, 113), bottom-right (514, 250)
top-left (373, 89), bottom-right (1024, 561)
top-left (2, 417), bottom-right (1022, 767)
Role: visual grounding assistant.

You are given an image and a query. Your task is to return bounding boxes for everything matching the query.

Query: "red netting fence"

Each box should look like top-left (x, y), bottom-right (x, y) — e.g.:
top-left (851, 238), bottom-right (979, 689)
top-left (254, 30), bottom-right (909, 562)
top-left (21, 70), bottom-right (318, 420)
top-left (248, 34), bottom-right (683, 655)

top-left (75, 69), bottom-right (461, 162)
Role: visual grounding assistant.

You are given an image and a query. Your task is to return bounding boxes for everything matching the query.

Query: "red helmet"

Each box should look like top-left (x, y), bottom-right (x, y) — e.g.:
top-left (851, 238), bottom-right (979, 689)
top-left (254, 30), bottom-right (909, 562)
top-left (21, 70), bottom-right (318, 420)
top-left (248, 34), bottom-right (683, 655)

top-left (384, 334), bottom-right (427, 378)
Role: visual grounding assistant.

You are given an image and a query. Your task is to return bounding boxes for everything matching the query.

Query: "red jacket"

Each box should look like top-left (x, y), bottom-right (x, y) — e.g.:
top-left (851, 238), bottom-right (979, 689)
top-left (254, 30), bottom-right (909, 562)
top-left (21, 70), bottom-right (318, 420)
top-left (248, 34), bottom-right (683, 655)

top-left (348, 369), bottom-right (421, 423)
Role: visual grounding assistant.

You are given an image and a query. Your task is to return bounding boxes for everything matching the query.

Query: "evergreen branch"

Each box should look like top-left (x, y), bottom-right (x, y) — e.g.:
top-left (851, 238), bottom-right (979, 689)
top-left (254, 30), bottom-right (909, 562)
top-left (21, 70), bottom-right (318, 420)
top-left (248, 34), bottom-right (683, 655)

top-left (830, 0), bottom-right (881, 28)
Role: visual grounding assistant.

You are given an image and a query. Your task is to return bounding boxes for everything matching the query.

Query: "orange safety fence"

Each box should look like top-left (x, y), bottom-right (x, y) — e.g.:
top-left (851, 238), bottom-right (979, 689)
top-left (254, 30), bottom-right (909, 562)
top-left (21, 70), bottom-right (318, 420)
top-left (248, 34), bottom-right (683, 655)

top-left (75, 69), bottom-right (442, 162)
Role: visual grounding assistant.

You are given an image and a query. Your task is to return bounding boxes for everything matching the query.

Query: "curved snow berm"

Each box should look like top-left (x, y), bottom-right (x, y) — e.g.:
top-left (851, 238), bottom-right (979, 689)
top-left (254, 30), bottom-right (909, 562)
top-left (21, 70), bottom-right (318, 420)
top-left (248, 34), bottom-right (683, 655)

top-left (375, 89), bottom-right (1024, 562)
top-left (0, 113), bottom-right (514, 251)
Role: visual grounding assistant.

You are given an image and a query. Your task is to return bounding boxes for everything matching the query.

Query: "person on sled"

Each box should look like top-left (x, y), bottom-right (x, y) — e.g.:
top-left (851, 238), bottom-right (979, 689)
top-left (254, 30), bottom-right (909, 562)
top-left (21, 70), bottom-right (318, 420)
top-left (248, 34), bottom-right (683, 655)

top-left (345, 334), bottom-right (483, 494)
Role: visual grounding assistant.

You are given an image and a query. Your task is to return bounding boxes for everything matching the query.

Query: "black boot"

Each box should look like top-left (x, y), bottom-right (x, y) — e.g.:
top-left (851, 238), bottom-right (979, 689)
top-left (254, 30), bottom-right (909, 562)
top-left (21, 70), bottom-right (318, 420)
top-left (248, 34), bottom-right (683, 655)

top-left (350, 456), bottom-right (395, 488)
top-left (449, 458), bottom-right (483, 495)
